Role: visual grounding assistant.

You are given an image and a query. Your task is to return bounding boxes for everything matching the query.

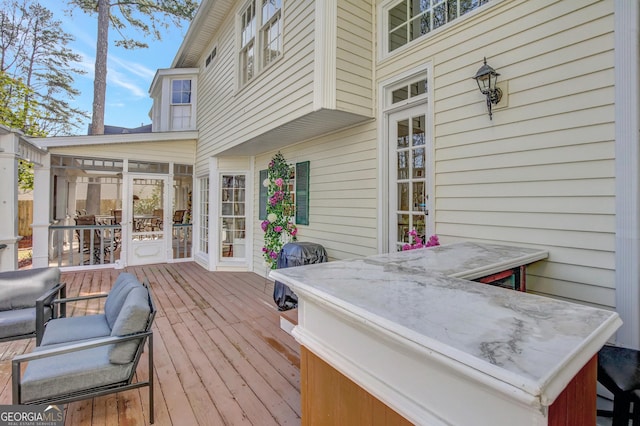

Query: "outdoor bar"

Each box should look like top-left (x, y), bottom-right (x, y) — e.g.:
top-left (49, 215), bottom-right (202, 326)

top-left (271, 242), bottom-right (622, 425)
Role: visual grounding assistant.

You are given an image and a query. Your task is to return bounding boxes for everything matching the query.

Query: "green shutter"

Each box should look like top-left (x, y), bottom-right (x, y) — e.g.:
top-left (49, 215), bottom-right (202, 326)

top-left (295, 161), bottom-right (310, 225)
top-left (259, 169), bottom-right (268, 220)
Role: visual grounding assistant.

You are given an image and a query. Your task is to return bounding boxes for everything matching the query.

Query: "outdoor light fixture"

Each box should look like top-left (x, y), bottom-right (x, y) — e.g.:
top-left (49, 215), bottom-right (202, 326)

top-left (473, 57), bottom-right (502, 120)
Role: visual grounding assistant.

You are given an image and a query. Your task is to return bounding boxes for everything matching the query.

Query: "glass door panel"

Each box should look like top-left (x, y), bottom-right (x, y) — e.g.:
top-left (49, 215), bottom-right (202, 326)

top-left (220, 174), bottom-right (247, 260)
top-left (389, 105), bottom-right (430, 251)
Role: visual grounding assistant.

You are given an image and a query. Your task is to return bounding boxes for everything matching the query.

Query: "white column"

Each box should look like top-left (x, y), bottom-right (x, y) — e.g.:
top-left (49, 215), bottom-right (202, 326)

top-left (614, 0), bottom-right (640, 348)
top-left (0, 132), bottom-right (20, 271)
top-left (31, 153), bottom-right (51, 269)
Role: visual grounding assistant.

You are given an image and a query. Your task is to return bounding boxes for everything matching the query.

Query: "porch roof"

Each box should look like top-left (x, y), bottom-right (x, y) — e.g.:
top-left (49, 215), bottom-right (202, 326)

top-left (28, 130), bottom-right (198, 149)
top-left (0, 263), bottom-right (300, 424)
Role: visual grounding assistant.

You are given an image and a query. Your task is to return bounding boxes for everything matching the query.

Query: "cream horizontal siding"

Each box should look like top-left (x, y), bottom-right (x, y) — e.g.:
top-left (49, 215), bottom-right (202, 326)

top-left (377, 0), bottom-right (615, 308)
top-left (335, 0), bottom-right (374, 116)
top-left (195, 0), bottom-right (317, 161)
top-left (252, 121), bottom-right (379, 274)
top-left (49, 140), bottom-right (196, 164)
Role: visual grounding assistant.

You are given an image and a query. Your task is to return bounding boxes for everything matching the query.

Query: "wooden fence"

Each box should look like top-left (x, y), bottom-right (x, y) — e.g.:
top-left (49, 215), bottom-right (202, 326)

top-left (18, 200), bottom-right (33, 237)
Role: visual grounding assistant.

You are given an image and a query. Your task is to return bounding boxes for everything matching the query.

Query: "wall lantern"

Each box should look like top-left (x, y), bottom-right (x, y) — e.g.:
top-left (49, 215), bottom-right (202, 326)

top-left (473, 57), bottom-right (503, 120)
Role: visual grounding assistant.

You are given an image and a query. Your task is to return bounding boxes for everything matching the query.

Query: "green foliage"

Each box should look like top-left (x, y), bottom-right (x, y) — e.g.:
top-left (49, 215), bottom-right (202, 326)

top-left (261, 152), bottom-right (298, 269)
top-left (0, 71), bottom-right (45, 136)
top-left (67, 0), bottom-right (199, 50)
top-left (18, 160), bottom-right (34, 191)
top-left (0, 0), bottom-right (88, 135)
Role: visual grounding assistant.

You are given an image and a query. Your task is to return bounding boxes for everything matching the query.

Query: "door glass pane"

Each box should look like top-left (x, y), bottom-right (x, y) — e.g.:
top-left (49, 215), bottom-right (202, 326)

top-left (397, 151), bottom-right (409, 179)
top-left (398, 182), bottom-right (409, 211)
top-left (397, 119), bottom-right (409, 148)
top-left (412, 181), bottom-right (425, 211)
top-left (397, 214), bottom-right (409, 244)
top-left (220, 174), bottom-right (246, 259)
top-left (412, 115), bottom-right (425, 146)
top-left (413, 147), bottom-right (425, 178)
top-left (132, 178), bottom-right (164, 240)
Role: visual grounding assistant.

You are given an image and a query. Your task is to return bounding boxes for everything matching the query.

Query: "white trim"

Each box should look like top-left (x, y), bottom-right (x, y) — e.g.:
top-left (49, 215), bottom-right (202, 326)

top-left (248, 157), bottom-right (256, 272)
top-left (32, 131), bottom-right (199, 148)
top-left (614, 0), bottom-right (640, 348)
top-left (209, 157), bottom-right (219, 270)
top-left (313, 0), bottom-right (337, 111)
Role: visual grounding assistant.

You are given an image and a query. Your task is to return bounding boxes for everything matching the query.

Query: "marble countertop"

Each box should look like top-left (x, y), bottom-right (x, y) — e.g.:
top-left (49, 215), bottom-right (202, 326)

top-left (270, 242), bottom-right (621, 403)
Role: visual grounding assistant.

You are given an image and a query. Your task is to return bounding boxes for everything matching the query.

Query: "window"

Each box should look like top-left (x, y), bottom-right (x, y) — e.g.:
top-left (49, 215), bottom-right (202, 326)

top-left (171, 79), bottom-right (192, 130)
top-left (295, 161), bottom-right (309, 225)
top-left (258, 160), bottom-right (310, 225)
top-left (205, 47), bottom-right (217, 67)
top-left (199, 177), bottom-right (209, 254)
top-left (220, 175), bottom-right (246, 259)
top-left (239, 0), bottom-right (282, 85)
top-left (259, 169), bottom-right (268, 220)
top-left (386, 0), bottom-right (491, 53)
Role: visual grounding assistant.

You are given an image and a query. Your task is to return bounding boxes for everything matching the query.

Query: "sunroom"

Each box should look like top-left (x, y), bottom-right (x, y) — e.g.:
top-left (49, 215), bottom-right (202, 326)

top-left (30, 132), bottom-right (197, 269)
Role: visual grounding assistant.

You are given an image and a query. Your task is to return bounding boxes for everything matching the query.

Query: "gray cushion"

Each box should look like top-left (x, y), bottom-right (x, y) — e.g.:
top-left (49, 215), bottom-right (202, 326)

top-left (0, 267), bottom-right (60, 310)
top-left (40, 314), bottom-right (111, 346)
top-left (20, 345), bottom-right (133, 403)
top-left (104, 273), bottom-right (141, 329)
top-left (109, 287), bottom-right (150, 364)
top-left (0, 307), bottom-right (50, 338)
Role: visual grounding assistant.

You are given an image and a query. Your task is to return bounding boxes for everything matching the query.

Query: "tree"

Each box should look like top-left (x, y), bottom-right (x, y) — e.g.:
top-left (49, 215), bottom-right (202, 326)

top-left (0, 71), bottom-right (40, 191)
top-left (67, 0), bottom-right (199, 135)
top-left (0, 0), bottom-right (88, 135)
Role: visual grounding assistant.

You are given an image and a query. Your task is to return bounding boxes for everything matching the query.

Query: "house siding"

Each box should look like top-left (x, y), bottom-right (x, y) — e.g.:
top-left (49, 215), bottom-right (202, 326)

top-left (195, 0), bottom-right (317, 166)
top-left (252, 121), bottom-right (379, 271)
top-left (377, 0), bottom-right (615, 308)
top-left (335, 0), bottom-right (374, 116)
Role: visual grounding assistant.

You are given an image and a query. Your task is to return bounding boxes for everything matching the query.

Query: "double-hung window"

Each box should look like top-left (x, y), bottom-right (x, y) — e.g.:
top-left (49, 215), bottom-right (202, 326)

top-left (239, 0), bottom-right (283, 86)
top-left (171, 79), bottom-right (192, 130)
top-left (385, 0), bottom-right (491, 54)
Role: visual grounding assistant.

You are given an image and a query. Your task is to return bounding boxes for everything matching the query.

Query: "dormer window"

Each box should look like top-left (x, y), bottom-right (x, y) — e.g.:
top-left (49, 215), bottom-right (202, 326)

top-left (171, 79), bottom-right (192, 130)
top-left (239, 0), bottom-right (283, 87)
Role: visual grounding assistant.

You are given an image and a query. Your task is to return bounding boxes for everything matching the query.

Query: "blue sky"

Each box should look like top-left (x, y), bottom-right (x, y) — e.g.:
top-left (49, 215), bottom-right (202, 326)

top-left (45, 2), bottom-right (190, 134)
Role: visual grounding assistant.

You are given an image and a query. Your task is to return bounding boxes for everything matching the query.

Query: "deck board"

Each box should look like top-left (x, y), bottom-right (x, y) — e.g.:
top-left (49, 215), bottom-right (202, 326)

top-left (0, 263), bottom-right (301, 425)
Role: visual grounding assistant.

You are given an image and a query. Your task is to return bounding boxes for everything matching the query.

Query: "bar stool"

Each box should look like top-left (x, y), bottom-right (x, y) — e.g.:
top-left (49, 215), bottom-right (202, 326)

top-left (597, 344), bottom-right (640, 426)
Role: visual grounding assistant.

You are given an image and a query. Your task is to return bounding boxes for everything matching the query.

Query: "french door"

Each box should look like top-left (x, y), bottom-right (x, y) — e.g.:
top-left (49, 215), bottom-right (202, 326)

top-left (388, 104), bottom-right (431, 252)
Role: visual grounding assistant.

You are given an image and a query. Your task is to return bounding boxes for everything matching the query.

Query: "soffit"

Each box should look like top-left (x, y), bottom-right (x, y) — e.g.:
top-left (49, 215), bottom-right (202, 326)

top-left (215, 109), bottom-right (373, 157)
top-left (172, 0), bottom-right (236, 68)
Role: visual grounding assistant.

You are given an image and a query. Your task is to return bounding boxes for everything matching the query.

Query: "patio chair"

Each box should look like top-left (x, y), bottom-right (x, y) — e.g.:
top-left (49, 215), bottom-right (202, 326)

top-left (12, 274), bottom-right (156, 423)
top-left (75, 215), bottom-right (117, 264)
top-left (0, 267), bottom-right (65, 345)
top-left (151, 208), bottom-right (163, 231)
top-left (173, 209), bottom-right (186, 224)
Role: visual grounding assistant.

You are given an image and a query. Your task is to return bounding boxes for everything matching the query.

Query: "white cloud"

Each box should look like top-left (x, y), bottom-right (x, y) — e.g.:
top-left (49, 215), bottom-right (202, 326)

top-left (76, 51), bottom-right (148, 98)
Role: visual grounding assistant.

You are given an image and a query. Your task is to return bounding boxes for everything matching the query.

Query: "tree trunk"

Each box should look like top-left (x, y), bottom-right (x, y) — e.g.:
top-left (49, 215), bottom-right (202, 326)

top-left (90, 0), bottom-right (109, 135)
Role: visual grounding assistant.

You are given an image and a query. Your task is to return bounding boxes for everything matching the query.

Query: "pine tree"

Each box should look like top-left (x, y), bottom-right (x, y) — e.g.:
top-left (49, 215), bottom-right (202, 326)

top-left (67, 0), bottom-right (199, 135)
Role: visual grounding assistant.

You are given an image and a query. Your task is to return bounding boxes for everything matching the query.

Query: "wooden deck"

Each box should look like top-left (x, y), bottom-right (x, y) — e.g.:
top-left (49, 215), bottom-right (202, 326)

top-left (0, 263), bottom-right (301, 425)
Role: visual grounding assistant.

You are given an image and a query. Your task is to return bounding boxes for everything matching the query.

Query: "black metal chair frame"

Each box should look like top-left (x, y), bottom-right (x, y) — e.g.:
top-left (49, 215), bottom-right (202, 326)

top-left (12, 280), bottom-right (156, 423)
top-left (597, 344), bottom-right (640, 426)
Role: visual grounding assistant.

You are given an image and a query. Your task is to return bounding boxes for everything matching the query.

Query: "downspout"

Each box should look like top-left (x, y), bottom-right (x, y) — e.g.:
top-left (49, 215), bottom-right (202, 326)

top-left (614, 0), bottom-right (640, 348)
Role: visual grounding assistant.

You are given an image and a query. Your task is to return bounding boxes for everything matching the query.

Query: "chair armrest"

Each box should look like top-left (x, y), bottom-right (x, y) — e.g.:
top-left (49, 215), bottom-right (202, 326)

top-left (35, 282), bottom-right (66, 346)
top-left (12, 330), bottom-right (153, 404)
top-left (50, 293), bottom-right (108, 319)
top-left (13, 331), bottom-right (152, 365)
